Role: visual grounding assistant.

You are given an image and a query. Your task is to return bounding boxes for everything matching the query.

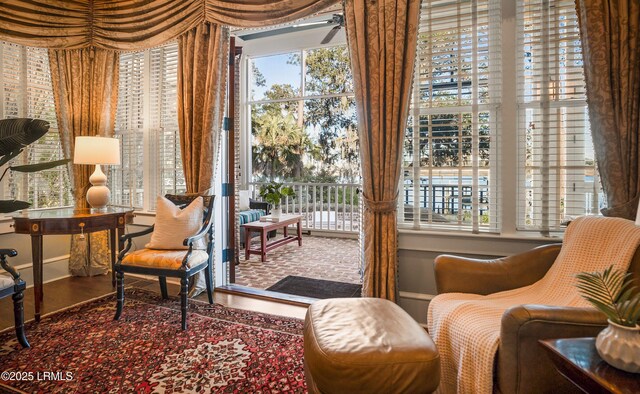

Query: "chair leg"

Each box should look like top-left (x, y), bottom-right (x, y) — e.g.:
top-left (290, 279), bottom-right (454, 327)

top-left (12, 289), bottom-right (29, 348)
top-left (180, 277), bottom-right (189, 330)
top-left (114, 271), bottom-right (124, 321)
top-left (204, 263), bottom-right (213, 304)
top-left (159, 276), bottom-right (168, 299)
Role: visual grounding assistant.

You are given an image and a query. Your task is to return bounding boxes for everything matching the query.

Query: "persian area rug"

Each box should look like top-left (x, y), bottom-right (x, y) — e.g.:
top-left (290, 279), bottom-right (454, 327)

top-left (0, 288), bottom-right (306, 393)
top-left (267, 276), bottom-right (361, 299)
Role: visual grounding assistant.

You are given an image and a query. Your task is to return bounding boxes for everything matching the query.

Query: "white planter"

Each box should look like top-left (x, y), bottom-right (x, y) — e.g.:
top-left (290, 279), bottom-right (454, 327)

top-left (271, 207), bottom-right (281, 218)
top-left (595, 320), bottom-right (640, 373)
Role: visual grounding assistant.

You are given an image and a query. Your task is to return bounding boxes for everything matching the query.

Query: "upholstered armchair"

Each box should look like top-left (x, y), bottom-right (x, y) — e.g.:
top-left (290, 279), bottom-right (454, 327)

top-left (114, 194), bottom-right (215, 330)
top-left (434, 243), bottom-right (640, 394)
top-left (0, 249), bottom-right (29, 348)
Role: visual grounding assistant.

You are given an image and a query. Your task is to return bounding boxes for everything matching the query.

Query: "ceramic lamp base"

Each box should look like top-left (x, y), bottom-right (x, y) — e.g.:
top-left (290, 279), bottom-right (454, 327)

top-left (86, 164), bottom-right (111, 209)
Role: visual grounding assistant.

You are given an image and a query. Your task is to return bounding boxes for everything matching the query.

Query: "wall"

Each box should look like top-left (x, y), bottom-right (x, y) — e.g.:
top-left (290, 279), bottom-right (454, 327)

top-left (0, 223), bottom-right (71, 286)
top-left (397, 230), bottom-right (560, 325)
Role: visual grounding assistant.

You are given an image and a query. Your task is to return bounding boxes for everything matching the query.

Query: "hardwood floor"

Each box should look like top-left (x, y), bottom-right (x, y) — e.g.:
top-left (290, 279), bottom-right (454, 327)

top-left (0, 275), bottom-right (308, 331)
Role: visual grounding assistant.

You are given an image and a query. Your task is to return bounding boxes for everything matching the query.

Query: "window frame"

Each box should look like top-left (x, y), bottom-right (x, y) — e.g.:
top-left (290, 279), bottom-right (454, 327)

top-left (0, 42), bottom-right (72, 215)
top-left (244, 43), bottom-right (356, 183)
top-left (112, 41), bottom-right (185, 213)
top-left (400, 0), bottom-right (503, 233)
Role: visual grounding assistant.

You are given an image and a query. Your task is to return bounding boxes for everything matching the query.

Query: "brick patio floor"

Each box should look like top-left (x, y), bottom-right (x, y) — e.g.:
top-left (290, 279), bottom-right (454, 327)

top-left (234, 235), bottom-right (361, 290)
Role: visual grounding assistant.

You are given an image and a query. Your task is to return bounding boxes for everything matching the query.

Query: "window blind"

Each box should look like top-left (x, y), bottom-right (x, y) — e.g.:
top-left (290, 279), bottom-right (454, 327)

top-left (150, 44), bottom-right (185, 206)
top-left (402, 0), bottom-right (501, 232)
top-left (1, 42), bottom-right (71, 210)
top-left (517, 0), bottom-right (600, 232)
top-left (113, 41), bottom-right (184, 211)
top-left (113, 51), bottom-right (145, 208)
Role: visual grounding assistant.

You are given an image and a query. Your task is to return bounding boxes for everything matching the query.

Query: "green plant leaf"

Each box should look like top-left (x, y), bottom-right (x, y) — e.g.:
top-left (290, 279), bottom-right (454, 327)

top-left (0, 148), bottom-right (22, 168)
top-left (0, 118), bottom-right (50, 156)
top-left (10, 159), bottom-right (70, 173)
top-left (0, 199), bottom-right (31, 214)
top-left (576, 265), bottom-right (640, 326)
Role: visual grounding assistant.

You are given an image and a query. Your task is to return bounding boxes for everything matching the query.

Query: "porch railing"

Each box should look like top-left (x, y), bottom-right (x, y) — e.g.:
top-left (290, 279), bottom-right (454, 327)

top-left (248, 182), bottom-right (361, 233)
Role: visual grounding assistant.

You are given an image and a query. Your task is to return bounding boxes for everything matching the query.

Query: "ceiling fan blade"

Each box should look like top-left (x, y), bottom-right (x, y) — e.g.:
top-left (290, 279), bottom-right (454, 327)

top-left (321, 26), bottom-right (341, 45)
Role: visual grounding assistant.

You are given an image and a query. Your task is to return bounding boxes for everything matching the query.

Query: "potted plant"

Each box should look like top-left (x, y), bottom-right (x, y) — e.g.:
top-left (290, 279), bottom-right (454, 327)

top-left (576, 265), bottom-right (640, 373)
top-left (258, 182), bottom-right (296, 218)
top-left (0, 118), bottom-right (70, 213)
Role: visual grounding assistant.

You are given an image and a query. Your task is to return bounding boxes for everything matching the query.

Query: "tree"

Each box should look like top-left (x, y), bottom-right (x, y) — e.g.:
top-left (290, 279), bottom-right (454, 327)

top-left (252, 105), bottom-right (313, 180)
top-left (299, 47), bottom-right (359, 181)
top-left (250, 46), bottom-right (359, 183)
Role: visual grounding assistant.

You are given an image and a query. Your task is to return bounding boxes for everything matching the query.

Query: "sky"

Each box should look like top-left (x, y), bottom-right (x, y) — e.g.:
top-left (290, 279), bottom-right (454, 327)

top-left (250, 53), bottom-right (301, 101)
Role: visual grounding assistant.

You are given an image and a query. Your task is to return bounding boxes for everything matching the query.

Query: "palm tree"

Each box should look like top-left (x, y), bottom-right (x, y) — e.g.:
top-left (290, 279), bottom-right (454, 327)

top-left (252, 112), bottom-right (312, 180)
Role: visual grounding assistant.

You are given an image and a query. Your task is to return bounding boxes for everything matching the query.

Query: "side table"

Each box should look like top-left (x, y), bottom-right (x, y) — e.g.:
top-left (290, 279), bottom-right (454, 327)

top-left (540, 337), bottom-right (640, 394)
top-left (242, 214), bottom-right (302, 262)
top-left (12, 207), bottom-right (133, 322)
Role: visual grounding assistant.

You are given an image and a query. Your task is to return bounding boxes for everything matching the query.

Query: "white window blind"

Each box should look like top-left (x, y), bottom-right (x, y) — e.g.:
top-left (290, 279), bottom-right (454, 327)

top-left (1, 42), bottom-right (71, 210)
top-left (402, 0), bottom-right (501, 232)
top-left (150, 44), bottom-right (185, 203)
top-left (517, 0), bottom-right (600, 232)
top-left (113, 41), bottom-right (184, 211)
top-left (113, 51), bottom-right (145, 208)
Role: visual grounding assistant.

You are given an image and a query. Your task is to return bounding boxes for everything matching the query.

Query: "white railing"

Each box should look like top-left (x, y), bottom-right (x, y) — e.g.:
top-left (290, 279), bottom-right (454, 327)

top-left (249, 182), bottom-right (361, 233)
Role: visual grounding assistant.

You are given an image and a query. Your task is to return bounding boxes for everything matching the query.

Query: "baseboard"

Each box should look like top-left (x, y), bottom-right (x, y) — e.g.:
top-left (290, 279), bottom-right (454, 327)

top-left (399, 291), bottom-right (435, 301)
top-left (398, 291), bottom-right (433, 326)
top-left (7, 255), bottom-right (71, 288)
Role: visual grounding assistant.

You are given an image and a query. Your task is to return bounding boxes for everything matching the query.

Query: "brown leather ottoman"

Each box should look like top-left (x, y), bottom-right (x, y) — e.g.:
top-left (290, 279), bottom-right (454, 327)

top-left (303, 298), bottom-right (440, 394)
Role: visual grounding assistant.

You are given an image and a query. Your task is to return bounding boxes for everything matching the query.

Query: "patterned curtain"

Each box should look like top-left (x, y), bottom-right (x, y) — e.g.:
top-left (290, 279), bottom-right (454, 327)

top-left (0, 0), bottom-right (338, 50)
top-left (575, 0), bottom-right (640, 219)
top-left (343, 0), bottom-right (421, 301)
top-left (177, 22), bottom-right (229, 195)
top-left (176, 23), bottom-right (229, 294)
top-left (49, 47), bottom-right (120, 276)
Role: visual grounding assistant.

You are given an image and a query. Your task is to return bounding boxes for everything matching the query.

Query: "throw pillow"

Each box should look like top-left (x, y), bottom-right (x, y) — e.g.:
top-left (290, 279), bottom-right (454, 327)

top-left (239, 190), bottom-right (251, 211)
top-left (146, 196), bottom-right (206, 250)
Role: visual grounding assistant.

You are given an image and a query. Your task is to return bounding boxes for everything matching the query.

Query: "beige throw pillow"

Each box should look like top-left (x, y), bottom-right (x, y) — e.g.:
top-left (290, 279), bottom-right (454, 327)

top-left (146, 196), bottom-right (206, 250)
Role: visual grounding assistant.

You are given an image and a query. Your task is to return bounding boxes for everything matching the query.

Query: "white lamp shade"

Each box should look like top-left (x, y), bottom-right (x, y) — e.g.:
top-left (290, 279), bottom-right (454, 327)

top-left (73, 136), bottom-right (121, 165)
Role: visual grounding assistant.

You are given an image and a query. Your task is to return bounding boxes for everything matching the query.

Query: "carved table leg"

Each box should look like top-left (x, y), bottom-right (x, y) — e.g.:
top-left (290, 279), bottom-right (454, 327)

top-left (110, 228), bottom-right (116, 287)
top-left (31, 234), bottom-right (43, 322)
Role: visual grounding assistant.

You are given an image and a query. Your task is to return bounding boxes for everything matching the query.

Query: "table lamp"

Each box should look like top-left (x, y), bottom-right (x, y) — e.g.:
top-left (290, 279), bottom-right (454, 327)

top-left (73, 136), bottom-right (121, 210)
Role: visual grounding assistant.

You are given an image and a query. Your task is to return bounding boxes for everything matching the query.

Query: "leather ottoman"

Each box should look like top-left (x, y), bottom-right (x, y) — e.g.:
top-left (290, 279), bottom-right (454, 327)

top-left (303, 298), bottom-right (440, 393)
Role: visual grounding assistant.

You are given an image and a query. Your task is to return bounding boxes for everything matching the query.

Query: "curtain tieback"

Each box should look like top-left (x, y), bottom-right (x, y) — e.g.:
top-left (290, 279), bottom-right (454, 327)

top-left (362, 193), bottom-right (398, 213)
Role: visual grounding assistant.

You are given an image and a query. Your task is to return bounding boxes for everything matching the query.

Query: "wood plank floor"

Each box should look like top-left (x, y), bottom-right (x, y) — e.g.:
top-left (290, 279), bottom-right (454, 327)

top-left (0, 275), bottom-right (308, 331)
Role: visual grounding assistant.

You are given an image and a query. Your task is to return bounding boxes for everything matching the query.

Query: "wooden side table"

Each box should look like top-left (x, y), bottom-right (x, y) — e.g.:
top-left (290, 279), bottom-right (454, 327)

top-left (242, 214), bottom-right (302, 262)
top-left (540, 338), bottom-right (640, 394)
top-left (12, 207), bottom-right (133, 322)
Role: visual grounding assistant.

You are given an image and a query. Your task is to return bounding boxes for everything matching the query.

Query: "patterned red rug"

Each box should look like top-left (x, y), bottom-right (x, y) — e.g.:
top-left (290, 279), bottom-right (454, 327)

top-left (0, 289), bottom-right (306, 393)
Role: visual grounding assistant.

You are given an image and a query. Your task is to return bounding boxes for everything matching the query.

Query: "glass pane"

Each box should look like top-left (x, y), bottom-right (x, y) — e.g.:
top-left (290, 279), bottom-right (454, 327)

top-left (251, 101), bottom-right (304, 181)
top-left (250, 53), bottom-right (301, 101)
top-left (304, 46), bottom-right (353, 96)
top-left (303, 97), bottom-right (358, 182)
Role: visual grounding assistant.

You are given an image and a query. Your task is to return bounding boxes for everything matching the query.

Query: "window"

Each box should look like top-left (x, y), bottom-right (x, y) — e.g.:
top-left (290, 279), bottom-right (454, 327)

top-left (0, 42), bottom-right (72, 210)
top-left (247, 46), bottom-right (358, 183)
top-left (517, 0), bottom-right (599, 232)
top-left (402, 0), bottom-right (501, 232)
top-left (113, 42), bottom-right (185, 210)
top-left (113, 51), bottom-right (145, 208)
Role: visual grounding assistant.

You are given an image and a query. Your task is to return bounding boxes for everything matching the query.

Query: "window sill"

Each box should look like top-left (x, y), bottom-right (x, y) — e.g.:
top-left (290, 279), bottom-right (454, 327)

top-left (398, 227), bottom-right (563, 256)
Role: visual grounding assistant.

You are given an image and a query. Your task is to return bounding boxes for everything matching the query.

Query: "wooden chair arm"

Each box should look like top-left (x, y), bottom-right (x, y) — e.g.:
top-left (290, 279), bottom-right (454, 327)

top-left (0, 249), bottom-right (20, 280)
